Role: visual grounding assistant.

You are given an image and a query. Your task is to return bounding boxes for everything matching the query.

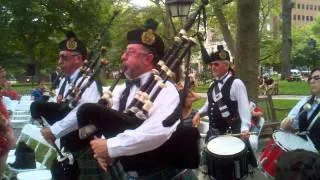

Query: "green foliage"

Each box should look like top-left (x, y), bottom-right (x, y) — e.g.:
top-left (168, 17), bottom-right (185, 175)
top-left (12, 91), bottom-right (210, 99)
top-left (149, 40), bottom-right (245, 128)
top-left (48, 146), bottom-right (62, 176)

top-left (0, 0), bottom-right (114, 78)
top-left (291, 17), bottom-right (320, 68)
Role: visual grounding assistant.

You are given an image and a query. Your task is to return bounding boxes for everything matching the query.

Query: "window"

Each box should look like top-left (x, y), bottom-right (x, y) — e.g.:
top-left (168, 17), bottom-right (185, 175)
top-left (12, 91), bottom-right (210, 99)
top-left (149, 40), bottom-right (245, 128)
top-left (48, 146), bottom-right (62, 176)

top-left (298, 15), bottom-right (301, 20)
top-left (318, 5), bottom-right (320, 11)
top-left (311, 16), bottom-right (314, 21)
top-left (302, 4), bottom-right (304, 9)
top-left (293, 14), bottom-right (296, 20)
top-left (306, 4), bottom-right (308, 10)
top-left (298, 3), bottom-right (300, 9)
top-left (310, 5), bottom-right (313, 10)
top-left (302, 15), bottom-right (305, 21)
top-left (306, 16), bottom-right (309, 21)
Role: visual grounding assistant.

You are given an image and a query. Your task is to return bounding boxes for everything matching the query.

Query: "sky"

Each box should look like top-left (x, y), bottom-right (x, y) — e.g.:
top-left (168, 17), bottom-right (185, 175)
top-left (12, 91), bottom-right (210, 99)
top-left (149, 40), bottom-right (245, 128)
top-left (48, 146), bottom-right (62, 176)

top-left (130, 0), bottom-right (152, 7)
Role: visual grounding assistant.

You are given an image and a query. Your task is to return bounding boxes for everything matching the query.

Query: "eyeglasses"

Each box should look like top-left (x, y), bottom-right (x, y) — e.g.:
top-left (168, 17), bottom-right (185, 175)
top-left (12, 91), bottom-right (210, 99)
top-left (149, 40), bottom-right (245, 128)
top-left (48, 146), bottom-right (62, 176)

top-left (123, 49), bottom-right (149, 57)
top-left (308, 75), bottom-right (320, 82)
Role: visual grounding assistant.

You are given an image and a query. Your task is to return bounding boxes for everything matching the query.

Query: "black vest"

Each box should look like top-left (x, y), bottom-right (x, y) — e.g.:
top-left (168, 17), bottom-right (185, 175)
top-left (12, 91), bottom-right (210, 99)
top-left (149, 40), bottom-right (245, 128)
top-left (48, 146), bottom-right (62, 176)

top-left (118, 83), bottom-right (200, 172)
top-left (298, 96), bottom-right (320, 150)
top-left (207, 77), bottom-right (240, 134)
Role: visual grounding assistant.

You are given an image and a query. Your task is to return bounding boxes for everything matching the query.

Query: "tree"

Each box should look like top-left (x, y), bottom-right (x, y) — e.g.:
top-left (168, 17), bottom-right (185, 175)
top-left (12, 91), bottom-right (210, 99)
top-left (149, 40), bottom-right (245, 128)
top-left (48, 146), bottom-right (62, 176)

top-left (235, 0), bottom-right (260, 100)
top-left (0, 0), bottom-right (113, 81)
top-left (280, 0), bottom-right (294, 79)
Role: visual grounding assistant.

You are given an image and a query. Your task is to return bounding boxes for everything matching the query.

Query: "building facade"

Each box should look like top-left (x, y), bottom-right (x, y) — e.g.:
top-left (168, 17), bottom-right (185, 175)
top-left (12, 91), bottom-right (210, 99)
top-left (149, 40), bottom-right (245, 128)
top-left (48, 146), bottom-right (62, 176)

top-left (292, 0), bottom-right (320, 25)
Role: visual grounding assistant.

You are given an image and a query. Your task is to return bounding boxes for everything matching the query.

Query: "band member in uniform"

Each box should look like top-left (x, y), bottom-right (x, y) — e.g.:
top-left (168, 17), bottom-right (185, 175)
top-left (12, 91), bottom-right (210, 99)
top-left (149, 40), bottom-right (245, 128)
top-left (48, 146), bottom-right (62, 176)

top-left (280, 67), bottom-right (320, 150)
top-left (0, 66), bottom-right (16, 176)
top-left (192, 46), bottom-right (251, 139)
top-left (77, 19), bottom-right (199, 179)
top-left (30, 32), bottom-right (109, 179)
top-left (192, 46), bottom-right (252, 179)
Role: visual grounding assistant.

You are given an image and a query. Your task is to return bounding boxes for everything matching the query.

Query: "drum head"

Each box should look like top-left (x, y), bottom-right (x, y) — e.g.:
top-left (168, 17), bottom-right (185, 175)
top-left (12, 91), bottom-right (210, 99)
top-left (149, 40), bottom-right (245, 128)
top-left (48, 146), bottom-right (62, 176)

top-left (273, 131), bottom-right (317, 152)
top-left (207, 136), bottom-right (245, 156)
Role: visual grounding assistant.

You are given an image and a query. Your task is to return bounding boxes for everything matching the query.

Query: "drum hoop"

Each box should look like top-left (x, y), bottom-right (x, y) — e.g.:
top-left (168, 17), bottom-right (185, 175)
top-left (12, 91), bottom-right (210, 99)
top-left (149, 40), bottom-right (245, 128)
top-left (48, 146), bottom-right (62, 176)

top-left (206, 135), bottom-right (247, 158)
top-left (273, 130), bottom-right (308, 152)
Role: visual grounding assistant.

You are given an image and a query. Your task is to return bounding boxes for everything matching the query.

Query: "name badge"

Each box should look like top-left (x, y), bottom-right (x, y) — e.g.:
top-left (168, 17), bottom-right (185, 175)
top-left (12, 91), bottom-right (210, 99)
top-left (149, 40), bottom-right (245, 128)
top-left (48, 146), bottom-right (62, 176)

top-left (214, 92), bottom-right (223, 102)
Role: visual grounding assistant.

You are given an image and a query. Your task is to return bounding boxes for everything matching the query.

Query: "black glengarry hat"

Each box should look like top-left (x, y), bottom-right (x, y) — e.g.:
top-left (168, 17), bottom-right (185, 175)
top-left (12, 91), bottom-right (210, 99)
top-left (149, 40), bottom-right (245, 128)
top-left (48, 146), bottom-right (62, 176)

top-left (59, 31), bottom-right (87, 59)
top-left (126, 19), bottom-right (165, 59)
top-left (209, 45), bottom-right (230, 63)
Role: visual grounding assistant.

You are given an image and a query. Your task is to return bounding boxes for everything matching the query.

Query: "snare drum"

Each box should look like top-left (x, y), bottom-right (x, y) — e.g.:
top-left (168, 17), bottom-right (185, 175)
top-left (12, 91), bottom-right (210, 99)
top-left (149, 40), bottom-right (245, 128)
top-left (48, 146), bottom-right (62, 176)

top-left (259, 131), bottom-right (318, 177)
top-left (206, 136), bottom-right (248, 180)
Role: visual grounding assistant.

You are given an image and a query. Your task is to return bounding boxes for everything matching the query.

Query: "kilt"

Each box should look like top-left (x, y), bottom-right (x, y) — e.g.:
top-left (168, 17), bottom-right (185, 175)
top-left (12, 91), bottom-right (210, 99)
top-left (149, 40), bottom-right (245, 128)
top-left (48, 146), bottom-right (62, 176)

top-left (126, 168), bottom-right (197, 180)
top-left (74, 148), bottom-right (112, 180)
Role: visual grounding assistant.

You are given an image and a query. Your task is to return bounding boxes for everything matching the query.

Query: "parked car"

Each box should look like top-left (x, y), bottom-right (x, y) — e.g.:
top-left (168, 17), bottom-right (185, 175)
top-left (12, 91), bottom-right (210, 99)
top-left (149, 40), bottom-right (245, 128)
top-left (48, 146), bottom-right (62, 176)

top-left (287, 69), bottom-right (302, 81)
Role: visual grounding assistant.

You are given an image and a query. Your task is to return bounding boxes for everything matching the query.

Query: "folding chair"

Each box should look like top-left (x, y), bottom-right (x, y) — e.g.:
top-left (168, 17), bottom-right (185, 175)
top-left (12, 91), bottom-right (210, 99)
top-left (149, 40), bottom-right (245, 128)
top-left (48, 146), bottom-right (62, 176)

top-left (5, 124), bottom-right (57, 179)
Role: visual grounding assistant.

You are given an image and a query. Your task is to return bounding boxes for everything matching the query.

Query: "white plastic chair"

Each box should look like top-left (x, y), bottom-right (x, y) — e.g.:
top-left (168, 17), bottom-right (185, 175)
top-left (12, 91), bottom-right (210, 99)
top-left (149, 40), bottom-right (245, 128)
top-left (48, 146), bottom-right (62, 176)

top-left (6, 124), bottom-right (57, 178)
top-left (17, 170), bottom-right (52, 180)
top-left (2, 96), bottom-right (18, 112)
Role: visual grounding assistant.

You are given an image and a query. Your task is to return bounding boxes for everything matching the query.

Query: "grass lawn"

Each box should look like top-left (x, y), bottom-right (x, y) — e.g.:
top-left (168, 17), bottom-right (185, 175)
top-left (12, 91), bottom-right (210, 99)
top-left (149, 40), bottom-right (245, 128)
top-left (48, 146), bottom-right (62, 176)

top-left (195, 80), bottom-right (309, 95)
top-left (277, 80), bottom-right (309, 95)
top-left (192, 98), bottom-right (299, 121)
top-left (273, 99), bottom-right (299, 120)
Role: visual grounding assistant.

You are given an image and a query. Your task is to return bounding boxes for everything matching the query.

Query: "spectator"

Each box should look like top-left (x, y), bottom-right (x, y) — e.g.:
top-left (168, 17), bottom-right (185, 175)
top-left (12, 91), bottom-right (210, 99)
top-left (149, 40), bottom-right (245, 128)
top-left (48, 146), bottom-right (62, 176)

top-left (31, 80), bottom-right (48, 101)
top-left (275, 149), bottom-right (320, 180)
top-left (176, 83), bottom-right (201, 127)
top-left (0, 66), bottom-right (16, 177)
top-left (1, 81), bottom-right (20, 100)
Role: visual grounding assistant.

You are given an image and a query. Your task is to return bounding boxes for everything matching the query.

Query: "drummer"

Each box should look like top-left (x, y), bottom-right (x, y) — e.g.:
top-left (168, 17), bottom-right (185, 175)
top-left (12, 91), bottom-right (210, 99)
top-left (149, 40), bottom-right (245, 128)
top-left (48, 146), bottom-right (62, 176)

top-left (192, 46), bottom-right (252, 179)
top-left (280, 67), bottom-right (320, 150)
top-left (192, 45), bottom-right (251, 140)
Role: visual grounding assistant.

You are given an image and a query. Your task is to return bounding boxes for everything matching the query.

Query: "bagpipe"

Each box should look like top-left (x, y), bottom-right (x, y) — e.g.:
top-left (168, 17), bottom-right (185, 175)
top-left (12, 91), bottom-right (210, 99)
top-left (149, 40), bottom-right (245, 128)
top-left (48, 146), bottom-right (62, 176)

top-left (31, 10), bottom-right (119, 121)
top-left (30, 11), bottom-right (119, 180)
top-left (77, 0), bottom-right (209, 172)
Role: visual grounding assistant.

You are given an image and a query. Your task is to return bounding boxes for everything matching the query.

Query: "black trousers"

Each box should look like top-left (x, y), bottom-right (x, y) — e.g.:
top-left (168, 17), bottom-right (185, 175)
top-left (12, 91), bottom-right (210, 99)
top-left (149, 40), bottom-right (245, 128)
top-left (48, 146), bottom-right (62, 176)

top-left (30, 101), bottom-right (89, 152)
top-left (77, 103), bottom-right (143, 138)
top-left (77, 103), bottom-right (200, 172)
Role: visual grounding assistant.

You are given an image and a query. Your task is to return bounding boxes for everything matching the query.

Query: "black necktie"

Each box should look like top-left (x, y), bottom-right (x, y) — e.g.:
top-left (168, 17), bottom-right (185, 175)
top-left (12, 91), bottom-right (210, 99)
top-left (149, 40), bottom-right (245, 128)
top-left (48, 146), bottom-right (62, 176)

top-left (125, 79), bottom-right (141, 88)
top-left (66, 76), bottom-right (71, 84)
top-left (119, 79), bottom-right (140, 112)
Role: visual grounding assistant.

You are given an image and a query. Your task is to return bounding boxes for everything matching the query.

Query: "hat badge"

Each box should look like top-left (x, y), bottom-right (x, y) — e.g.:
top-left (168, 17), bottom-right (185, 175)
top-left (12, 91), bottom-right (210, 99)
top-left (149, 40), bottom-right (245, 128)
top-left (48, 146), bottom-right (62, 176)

top-left (141, 29), bottom-right (156, 45)
top-left (218, 51), bottom-right (227, 59)
top-left (66, 38), bottom-right (78, 50)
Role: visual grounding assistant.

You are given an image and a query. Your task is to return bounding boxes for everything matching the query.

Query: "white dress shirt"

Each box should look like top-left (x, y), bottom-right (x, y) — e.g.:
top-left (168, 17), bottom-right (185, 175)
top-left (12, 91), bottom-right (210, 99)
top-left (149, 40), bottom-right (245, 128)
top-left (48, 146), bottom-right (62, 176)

top-left (288, 96), bottom-right (320, 129)
top-left (198, 72), bottom-right (251, 132)
top-left (50, 69), bottom-right (101, 138)
top-left (107, 71), bottom-right (180, 158)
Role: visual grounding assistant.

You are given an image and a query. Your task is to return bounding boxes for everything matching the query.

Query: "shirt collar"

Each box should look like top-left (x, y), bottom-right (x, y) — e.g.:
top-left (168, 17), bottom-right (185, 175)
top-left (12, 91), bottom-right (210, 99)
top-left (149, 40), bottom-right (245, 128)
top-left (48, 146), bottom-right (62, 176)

top-left (68, 69), bottom-right (80, 83)
top-left (216, 72), bottom-right (231, 84)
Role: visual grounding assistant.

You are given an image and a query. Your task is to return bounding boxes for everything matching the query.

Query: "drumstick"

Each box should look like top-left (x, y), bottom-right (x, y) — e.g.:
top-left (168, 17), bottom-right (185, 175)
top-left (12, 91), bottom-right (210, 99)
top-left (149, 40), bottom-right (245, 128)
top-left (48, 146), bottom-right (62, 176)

top-left (228, 132), bottom-right (258, 137)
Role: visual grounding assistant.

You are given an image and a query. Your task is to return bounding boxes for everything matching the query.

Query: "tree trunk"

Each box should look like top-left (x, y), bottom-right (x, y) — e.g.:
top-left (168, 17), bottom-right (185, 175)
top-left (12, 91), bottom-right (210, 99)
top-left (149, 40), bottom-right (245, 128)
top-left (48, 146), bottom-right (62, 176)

top-left (214, 7), bottom-right (235, 56)
top-left (235, 0), bottom-right (260, 100)
top-left (280, 0), bottom-right (293, 79)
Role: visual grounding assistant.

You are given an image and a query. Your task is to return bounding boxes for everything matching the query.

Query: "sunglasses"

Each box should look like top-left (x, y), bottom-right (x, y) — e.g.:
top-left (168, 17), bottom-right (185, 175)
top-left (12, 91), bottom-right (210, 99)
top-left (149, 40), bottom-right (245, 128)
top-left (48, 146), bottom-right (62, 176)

top-left (308, 75), bottom-right (320, 82)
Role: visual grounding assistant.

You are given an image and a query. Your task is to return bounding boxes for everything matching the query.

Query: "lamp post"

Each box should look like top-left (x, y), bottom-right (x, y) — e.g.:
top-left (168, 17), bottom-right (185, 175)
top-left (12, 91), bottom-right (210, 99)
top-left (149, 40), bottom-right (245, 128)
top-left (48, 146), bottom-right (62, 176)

top-left (165, 0), bottom-right (196, 104)
top-left (165, 0), bottom-right (194, 17)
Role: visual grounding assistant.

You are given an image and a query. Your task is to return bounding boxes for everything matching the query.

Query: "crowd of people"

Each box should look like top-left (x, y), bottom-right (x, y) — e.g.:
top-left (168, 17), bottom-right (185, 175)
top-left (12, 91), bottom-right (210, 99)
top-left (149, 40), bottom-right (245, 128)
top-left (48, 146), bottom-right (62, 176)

top-left (0, 18), bottom-right (320, 180)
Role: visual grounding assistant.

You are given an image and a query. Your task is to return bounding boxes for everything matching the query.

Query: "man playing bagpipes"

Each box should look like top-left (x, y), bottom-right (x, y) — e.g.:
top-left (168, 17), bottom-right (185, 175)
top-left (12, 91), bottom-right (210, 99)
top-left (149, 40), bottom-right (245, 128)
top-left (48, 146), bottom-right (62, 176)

top-left (76, 19), bottom-right (200, 179)
top-left (30, 31), bottom-right (110, 179)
